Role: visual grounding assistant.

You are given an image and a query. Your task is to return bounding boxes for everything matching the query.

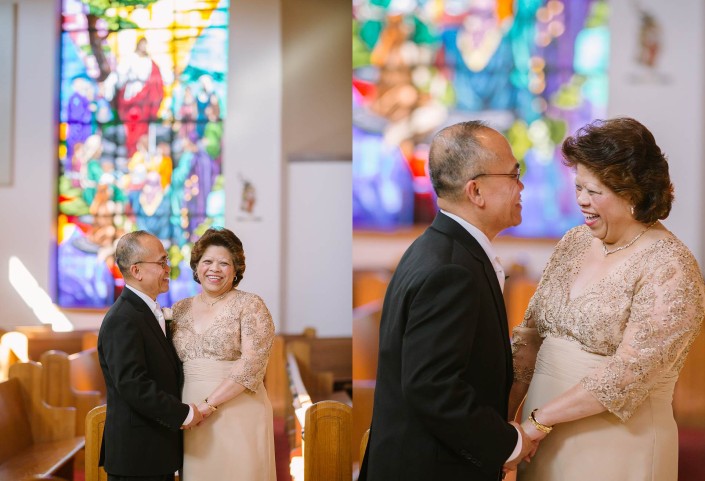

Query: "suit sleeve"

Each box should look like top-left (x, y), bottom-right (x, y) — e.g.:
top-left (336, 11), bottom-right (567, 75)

top-left (401, 264), bottom-right (517, 470)
top-left (101, 313), bottom-right (189, 430)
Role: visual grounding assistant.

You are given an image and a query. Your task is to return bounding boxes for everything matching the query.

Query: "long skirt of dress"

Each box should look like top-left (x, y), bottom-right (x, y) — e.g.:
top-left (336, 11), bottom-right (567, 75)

top-left (182, 359), bottom-right (276, 481)
top-left (518, 336), bottom-right (678, 481)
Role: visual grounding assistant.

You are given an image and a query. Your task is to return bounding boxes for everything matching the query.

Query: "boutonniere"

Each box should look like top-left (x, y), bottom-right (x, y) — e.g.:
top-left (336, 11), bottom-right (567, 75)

top-left (162, 307), bottom-right (174, 339)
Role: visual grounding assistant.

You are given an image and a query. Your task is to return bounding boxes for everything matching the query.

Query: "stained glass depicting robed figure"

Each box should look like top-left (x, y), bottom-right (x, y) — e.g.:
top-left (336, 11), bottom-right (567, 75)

top-left (353, 0), bottom-right (609, 236)
top-left (57, 0), bottom-right (229, 308)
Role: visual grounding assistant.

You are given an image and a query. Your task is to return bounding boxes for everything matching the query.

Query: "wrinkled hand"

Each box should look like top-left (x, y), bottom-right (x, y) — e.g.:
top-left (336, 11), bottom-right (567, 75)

top-left (503, 422), bottom-right (539, 473)
top-left (182, 403), bottom-right (203, 429)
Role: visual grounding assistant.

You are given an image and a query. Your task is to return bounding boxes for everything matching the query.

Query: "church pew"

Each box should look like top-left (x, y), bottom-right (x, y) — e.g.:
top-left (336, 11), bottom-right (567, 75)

top-left (68, 348), bottom-right (106, 403)
top-left (303, 400), bottom-right (352, 481)
top-left (40, 350), bottom-right (102, 436)
top-left (84, 405), bottom-right (107, 481)
top-left (0, 330), bottom-right (29, 382)
top-left (286, 349), bottom-right (352, 481)
top-left (0, 362), bottom-right (84, 480)
top-left (264, 335), bottom-right (288, 418)
top-left (284, 335), bottom-right (352, 397)
top-left (14, 327), bottom-right (86, 362)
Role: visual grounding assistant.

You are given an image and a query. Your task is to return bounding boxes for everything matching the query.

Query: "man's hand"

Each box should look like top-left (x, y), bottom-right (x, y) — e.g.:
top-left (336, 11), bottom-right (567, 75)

top-left (182, 403), bottom-right (203, 429)
top-left (503, 422), bottom-right (539, 472)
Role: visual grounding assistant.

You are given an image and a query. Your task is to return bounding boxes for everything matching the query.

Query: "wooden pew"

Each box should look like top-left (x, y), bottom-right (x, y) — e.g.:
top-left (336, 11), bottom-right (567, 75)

top-left (0, 362), bottom-right (84, 480)
top-left (68, 348), bottom-right (106, 402)
top-left (303, 400), bottom-right (352, 481)
top-left (286, 349), bottom-right (352, 481)
top-left (84, 405), bottom-right (107, 481)
top-left (40, 350), bottom-right (102, 436)
top-left (13, 327), bottom-right (86, 362)
top-left (352, 301), bottom-right (382, 466)
top-left (0, 330), bottom-right (29, 381)
top-left (285, 335), bottom-right (352, 399)
top-left (264, 335), bottom-right (288, 418)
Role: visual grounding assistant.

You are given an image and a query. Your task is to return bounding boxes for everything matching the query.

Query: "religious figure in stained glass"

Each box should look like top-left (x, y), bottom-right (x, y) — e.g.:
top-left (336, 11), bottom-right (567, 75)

top-left (57, 0), bottom-right (229, 308)
top-left (353, 0), bottom-right (609, 237)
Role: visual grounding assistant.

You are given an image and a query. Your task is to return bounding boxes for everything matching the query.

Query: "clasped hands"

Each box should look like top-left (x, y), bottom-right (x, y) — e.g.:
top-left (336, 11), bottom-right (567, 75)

top-left (181, 401), bottom-right (217, 429)
top-left (502, 419), bottom-right (549, 473)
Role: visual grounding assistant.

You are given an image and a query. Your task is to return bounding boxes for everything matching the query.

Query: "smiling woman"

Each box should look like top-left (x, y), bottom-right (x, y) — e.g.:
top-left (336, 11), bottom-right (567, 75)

top-left (170, 227), bottom-right (277, 481)
top-left (509, 117), bottom-right (705, 481)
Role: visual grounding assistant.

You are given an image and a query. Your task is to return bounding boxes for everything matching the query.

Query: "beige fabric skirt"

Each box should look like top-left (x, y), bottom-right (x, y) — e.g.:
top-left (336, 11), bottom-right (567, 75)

top-left (182, 359), bottom-right (276, 481)
top-left (518, 336), bottom-right (678, 481)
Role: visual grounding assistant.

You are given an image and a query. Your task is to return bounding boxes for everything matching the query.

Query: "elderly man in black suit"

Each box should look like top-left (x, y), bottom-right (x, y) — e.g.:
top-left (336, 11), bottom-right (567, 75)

top-left (98, 231), bottom-right (202, 481)
top-left (360, 121), bottom-right (535, 481)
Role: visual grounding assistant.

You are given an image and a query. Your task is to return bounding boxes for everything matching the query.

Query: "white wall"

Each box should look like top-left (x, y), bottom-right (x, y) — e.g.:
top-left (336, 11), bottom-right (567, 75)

top-left (608, 0), bottom-right (705, 266)
top-left (285, 160), bottom-right (352, 336)
top-left (226, 0), bottom-right (283, 328)
top-left (0, 0), bottom-right (57, 329)
top-left (0, 0), bottom-right (352, 337)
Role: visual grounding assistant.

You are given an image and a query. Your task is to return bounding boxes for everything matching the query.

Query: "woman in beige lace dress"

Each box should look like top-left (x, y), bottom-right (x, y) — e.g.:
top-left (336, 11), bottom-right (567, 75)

top-left (171, 227), bottom-right (276, 481)
top-left (510, 118), bottom-right (705, 481)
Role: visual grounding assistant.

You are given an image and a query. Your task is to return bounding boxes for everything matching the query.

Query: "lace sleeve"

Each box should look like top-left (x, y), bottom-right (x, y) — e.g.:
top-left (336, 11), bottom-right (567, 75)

top-left (510, 229), bottom-right (576, 385)
top-left (511, 301), bottom-right (543, 384)
top-left (228, 294), bottom-right (275, 392)
top-left (581, 255), bottom-right (705, 421)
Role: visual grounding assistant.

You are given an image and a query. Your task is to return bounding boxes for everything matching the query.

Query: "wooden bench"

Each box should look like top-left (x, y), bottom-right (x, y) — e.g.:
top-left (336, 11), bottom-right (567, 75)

top-left (285, 336), bottom-right (352, 400)
top-left (68, 348), bottom-right (106, 403)
top-left (286, 348), bottom-right (352, 481)
top-left (0, 330), bottom-right (29, 381)
top-left (84, 405), bottom-right (107, 481)
top-left (0, 362), bottom-right (84, 480)
top-left (40, 350), bottom-right (102, 436)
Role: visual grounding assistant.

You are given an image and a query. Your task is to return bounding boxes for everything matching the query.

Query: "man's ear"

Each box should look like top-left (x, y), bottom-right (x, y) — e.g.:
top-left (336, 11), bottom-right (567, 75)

top-left (130, 264), bottom-right (141, 281)
top-left (464, 179), bottom-right (485, 207)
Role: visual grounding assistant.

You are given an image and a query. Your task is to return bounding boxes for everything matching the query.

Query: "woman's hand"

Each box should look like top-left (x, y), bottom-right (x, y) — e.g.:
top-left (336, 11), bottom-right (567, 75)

top-left (196, 402), bottom-right (215, 423)
top-left (521, 417), bottom-right (549, 443)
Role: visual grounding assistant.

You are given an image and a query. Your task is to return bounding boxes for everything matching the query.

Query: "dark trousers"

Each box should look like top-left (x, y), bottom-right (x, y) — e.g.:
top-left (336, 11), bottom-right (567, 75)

top-left (107, 475), bottom-right (175, 481)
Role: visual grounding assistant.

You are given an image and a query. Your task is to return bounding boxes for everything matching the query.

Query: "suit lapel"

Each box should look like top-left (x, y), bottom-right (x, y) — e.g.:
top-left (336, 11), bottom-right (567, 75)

top-left (122, 289), bottom-right (181, 374)
top-left (431, 214), bottom-right (514, 389)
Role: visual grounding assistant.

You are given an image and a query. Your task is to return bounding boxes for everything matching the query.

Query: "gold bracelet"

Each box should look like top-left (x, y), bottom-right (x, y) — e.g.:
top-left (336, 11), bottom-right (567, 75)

top-left (529, 409), bottom-right (553, 434)
top-left (204, 398), bottom-right (218, 412)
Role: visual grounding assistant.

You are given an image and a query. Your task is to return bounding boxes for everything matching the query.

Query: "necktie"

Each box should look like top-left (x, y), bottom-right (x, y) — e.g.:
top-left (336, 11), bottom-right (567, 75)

top-left (494, 256), bottom-right (505, 292)
top-left (154, 302), bottom-right (166, 336)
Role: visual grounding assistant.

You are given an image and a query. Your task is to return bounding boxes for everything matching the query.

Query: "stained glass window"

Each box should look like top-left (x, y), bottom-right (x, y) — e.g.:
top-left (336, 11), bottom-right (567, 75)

top-left (353, 0), bottom-right (609, 236)
top-left (57, 0), bottom-right (229, 308)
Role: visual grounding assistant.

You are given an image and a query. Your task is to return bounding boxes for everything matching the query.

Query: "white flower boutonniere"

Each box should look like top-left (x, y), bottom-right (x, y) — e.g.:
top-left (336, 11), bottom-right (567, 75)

top-left (162, 307), bottom-right (173, 322)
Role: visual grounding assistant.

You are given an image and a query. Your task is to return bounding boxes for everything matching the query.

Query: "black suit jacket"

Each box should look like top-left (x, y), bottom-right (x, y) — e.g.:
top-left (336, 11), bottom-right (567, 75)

top-left (97, 287), bottom-right (189, 477)
top-left (360, 213), bottom-right (518, 481)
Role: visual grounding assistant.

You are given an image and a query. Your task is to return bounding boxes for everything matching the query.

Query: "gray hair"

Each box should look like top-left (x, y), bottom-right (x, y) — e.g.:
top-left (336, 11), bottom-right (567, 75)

top-left (115, 231), bottom-right (152, 278)
top-left (429, 121), bottom-right (497, 200)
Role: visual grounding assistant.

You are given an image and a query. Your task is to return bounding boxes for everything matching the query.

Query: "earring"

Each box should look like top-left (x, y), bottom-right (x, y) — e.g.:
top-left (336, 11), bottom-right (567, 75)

top-left (630, 206), bottom-right (635, 216)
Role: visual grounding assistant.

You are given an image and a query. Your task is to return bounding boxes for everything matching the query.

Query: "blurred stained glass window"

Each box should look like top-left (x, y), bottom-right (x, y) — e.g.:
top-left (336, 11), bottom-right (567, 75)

top-left (353, 0), bottom-right (609, 236)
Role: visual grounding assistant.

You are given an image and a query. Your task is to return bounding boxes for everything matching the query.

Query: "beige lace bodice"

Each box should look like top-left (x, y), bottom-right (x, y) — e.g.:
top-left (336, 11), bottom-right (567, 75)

top-left (171, 290), bottom-right (275, 392)
top-left (512, 225), bottom-right (705, 421)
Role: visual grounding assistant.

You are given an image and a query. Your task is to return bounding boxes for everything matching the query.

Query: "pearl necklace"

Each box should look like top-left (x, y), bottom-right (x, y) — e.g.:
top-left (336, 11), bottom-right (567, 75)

top-left (602, 223), bottom-right (656, 256)
top-left (201, 290), bottom-right (229, 307)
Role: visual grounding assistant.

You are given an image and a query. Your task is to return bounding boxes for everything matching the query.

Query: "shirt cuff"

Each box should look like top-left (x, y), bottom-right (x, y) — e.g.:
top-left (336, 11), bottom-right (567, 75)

top-left (505, 424), bottom-right (523, 463)
top-left (182, 404), bottom-right (194, 426)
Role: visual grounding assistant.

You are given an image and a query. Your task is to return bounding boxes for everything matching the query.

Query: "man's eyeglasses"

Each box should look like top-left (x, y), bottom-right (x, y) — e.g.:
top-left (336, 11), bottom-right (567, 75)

top-left (134, 259), bottom-right (170, 269)
top-left (471, 172), bottom-right (522, 183)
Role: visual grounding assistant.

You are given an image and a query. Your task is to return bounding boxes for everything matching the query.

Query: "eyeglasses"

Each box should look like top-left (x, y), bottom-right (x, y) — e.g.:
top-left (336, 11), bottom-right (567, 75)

top-left (134, 259), bottom-right (170, 269)
top-left (471, 172), bottom-right (522, 183)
